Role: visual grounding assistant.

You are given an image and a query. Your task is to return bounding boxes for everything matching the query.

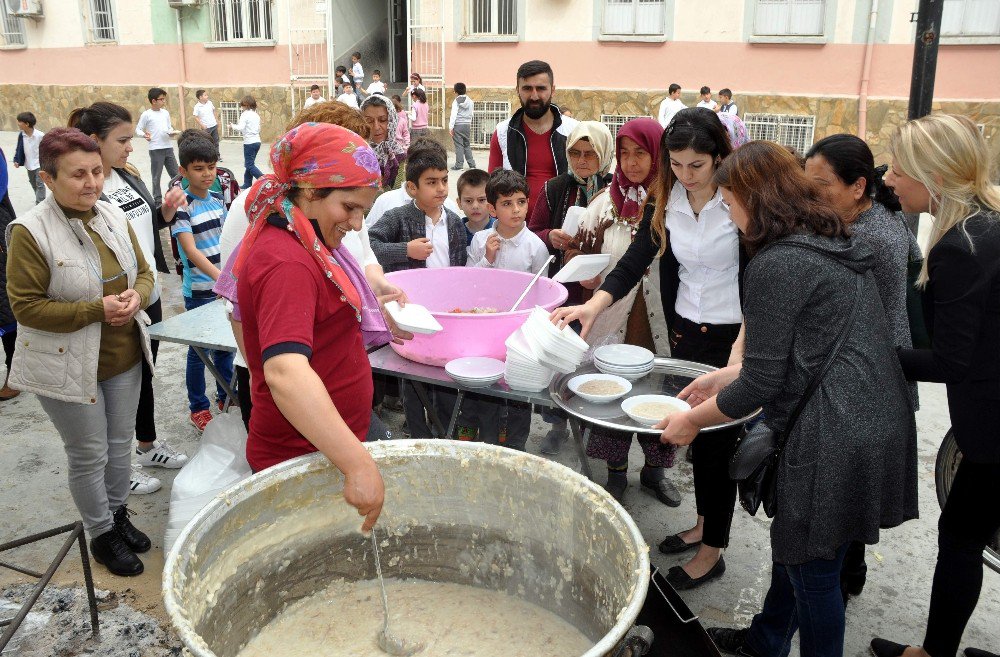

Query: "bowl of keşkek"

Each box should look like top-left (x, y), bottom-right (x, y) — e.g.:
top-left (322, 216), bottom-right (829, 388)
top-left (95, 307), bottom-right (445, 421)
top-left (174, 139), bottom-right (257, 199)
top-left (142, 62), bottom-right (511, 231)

top-left (567, 374), bottom-right (633, 404)
top-left (621, 395), bottom-right (691, 427)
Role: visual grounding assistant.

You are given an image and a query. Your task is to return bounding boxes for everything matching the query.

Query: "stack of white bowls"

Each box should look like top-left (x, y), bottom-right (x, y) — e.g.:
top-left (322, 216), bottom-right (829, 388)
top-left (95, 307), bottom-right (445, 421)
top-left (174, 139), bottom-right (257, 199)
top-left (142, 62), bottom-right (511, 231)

top-left (594, 344), bottom-right (655, 381)
top-left (503, 307), bottom-right (590, 391)
top-left (445, 357), bottom-right (505, 388)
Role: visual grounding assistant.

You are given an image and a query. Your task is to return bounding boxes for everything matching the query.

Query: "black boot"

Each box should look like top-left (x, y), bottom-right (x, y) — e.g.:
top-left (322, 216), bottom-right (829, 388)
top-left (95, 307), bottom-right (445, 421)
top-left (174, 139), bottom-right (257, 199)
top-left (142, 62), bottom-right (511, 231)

top-left (605, 469), bottom-right (627, 502)
top-left (90, 529), bottom-right (144, 577)
top-left (639, 466), bottom-right (681, 507)
top-left (965, 650), bottom-right (1000, 657)
top-left (113, 505), bottom-right (151, 553)
top-left (707, 627), bottom-right (758, 657)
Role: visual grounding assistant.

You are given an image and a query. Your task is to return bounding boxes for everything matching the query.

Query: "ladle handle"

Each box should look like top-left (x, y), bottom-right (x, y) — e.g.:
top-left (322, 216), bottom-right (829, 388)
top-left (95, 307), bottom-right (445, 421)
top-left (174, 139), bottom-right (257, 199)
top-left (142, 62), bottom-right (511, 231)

top-left (509, 255), bottom-right (555, 313)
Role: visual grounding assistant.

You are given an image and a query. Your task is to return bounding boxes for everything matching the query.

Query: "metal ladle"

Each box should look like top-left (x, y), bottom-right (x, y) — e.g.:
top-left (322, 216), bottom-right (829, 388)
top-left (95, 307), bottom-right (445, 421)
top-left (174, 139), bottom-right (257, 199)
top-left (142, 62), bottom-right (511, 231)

top-left (371, 530), bottom-right (424, 656)
top-left (509, 255), bottom-right (555, 312)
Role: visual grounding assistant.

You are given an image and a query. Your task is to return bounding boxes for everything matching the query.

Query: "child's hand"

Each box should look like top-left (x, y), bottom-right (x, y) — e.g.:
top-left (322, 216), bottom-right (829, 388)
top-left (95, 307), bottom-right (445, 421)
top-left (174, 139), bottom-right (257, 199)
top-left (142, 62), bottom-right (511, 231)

top-left (407, 237), bottom-right (432, 260)
top-left (485, 233), bottom-right (502, 264)
top-left (160, 187), bottom-right (187, 222)
top-left (143, 131), bottom-right (152, 141)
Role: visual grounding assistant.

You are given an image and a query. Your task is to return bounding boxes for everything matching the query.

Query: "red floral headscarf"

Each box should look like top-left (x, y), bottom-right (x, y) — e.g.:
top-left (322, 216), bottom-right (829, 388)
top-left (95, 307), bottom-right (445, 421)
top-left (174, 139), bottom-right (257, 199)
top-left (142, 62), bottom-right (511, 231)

top-left (234, 123), bottom-right (382, 312)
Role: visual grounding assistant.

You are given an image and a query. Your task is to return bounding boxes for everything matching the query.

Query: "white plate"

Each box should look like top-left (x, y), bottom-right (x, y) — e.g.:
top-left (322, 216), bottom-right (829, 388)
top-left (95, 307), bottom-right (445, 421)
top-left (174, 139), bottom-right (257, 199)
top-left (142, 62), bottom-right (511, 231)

top-left (567, 374), bottom-right (632, 404)
top-left (384, 301), bottom-right (443, 335)
top-left (446, 357), bottom-right (505, 380)
top-left (450, 376), bottom-right (501, 388)
top-left (560, 205), bottom-right (587, 238)
top-left (594, 344), bottom-right (655, 368)
top-left (552, 253), bottom-right (612, 284)
top-left (594, 358), bottom-right (653, 371)
top-left (621, 395), bottom-right (691, 427)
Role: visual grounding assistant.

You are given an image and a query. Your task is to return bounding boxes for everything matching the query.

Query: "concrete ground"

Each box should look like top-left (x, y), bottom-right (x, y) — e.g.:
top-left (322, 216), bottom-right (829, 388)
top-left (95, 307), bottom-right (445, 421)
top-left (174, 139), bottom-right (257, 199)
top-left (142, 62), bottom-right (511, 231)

top-left (2, 132), bottom-right (998, 655)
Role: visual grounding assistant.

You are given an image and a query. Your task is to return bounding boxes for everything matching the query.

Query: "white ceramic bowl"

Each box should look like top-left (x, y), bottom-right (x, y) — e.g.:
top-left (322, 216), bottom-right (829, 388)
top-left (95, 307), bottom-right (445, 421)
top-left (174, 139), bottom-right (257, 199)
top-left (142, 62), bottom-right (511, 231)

top-left (567, 374), bottom-right (633, 404)
top-left (595, 362), bottom-right (654, 381)
top-left (621, 395), bottom-right (691, 426)
top-left (593, 344), bottom-right (655, 368)
top-left (445, 357), bottom-right (505, 387)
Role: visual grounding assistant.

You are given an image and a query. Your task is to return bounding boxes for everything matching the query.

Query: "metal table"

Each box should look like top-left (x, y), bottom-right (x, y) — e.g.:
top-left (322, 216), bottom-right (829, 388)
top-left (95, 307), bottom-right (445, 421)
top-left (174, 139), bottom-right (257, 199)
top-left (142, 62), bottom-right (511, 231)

top-left (148, 304), bottom-right (595, 480)
top-left (550, 358), bottom-right (758, 435)
top-left (148, 299), bottom-right (237, 405)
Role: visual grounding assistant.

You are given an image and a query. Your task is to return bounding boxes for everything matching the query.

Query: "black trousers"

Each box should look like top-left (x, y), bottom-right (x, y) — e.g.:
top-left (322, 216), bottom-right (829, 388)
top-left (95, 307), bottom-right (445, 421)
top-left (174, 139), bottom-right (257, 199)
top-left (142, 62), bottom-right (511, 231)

top-left (670, 316), bottom-right (742, 549)
top-left (135, 299), bottom-right (161, 442)
top-left (235, 365), bottom-right (252, 432)
top-left (923, 458), bottom-right (1000, 656)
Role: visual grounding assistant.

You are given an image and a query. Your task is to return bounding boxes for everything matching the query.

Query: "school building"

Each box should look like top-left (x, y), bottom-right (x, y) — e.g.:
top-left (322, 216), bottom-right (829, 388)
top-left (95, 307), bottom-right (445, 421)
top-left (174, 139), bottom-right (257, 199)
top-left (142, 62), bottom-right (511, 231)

top-left (0, 0), bottom-right (997, 161)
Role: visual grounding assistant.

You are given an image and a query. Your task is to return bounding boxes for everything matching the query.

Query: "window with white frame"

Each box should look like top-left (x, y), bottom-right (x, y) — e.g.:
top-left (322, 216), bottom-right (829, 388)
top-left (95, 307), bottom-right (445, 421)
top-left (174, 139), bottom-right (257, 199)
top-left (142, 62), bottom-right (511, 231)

top-left (87, 0), bottom-right (117, 43)
top-left (743, 113), bottom-right (816, 155)
top-left (602, 0), bottom-right (666, 36)
top-left (942, 0), bottom-right (1000, 37)
top-left (753, 0), bottom-right (825, 37)
top-left (464, 0), bottom-right (517, 38)
top-left (1, 3), bottom-right (26, 47)
top-left (600, 114), bottom-right (646, 139)
top-left (210, 0), bottom-right (274, 44)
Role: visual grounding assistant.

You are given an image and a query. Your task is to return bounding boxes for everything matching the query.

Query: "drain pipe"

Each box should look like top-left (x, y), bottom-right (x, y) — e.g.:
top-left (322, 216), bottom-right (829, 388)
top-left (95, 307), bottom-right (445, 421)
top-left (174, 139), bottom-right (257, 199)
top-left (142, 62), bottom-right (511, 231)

top-left (858, 0), bottom-right (878, 139)
top-left (175, 7), bottom-right (189, 131)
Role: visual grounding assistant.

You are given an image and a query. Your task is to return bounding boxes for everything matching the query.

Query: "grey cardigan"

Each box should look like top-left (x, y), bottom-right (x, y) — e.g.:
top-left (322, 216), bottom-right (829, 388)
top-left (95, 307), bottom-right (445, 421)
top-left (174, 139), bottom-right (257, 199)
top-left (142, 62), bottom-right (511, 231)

top-left (368, 201), bottom-right (467, 273)
top-left (717, 233), bottom-right (918, 565)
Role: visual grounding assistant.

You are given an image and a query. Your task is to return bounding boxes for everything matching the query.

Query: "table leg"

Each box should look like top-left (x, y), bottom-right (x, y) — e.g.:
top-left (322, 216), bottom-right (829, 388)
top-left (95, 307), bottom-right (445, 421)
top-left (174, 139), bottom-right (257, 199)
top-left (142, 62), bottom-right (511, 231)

top-left (194, 347), bottom-right (237, 407)
top-left (410, 381), bottom-right (448, 438)
top-left (446, 390), bottom-right (465, 441)
top-left (568, 417), bottom-right (594, 481)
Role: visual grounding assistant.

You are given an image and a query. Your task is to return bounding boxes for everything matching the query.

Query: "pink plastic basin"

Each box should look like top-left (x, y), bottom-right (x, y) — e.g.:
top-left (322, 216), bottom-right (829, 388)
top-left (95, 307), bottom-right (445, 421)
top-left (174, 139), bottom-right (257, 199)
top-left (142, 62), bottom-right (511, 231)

top-left (385, 267), bottom-right (569, 367)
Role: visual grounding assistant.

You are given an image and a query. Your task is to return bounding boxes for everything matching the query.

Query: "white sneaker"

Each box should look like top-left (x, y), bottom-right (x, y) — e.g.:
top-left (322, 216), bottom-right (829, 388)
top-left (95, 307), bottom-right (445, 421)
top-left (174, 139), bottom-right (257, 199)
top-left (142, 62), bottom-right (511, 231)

top-left (136, 440), bottom-right (189, 469)
top-left (129, 464), bottom-right (162, 495)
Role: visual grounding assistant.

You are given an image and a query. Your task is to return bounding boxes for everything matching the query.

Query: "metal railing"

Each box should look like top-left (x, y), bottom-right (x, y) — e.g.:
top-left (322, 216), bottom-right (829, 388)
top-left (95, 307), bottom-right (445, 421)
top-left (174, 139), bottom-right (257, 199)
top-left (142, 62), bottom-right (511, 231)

top-left (471, 101), bottom-right (511, 148)
top-left (464, 0), bottom-right (516, 37)
top-left (210, 0), bottom-right (274, 43)
top-left (0, 4), bottom-right (25, 47)
top-left (87, 0), bottom-right (117, 42)
top-left (743, 113), bottom-right (817, 155)
top-left (219, 101), bottom-right (242, 140)
top-left (600, 114), bottom-right (646, 139)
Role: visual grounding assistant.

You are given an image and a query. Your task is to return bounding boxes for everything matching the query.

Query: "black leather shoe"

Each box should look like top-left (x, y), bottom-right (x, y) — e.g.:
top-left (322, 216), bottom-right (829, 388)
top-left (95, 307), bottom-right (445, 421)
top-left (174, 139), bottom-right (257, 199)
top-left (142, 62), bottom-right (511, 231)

top-left (90, 530), bottom-right (143, 577)
top-left (658, 533), bottom-right (702, 554)
top-left (707, 627), bottom-right (758, 657)
top-left (605, 472), bottom-right (627, 502)
top-left (113, 505), bottom-right (151, 553)
top-left (665, 556), bottom-right (726, 590)
top-left (965, 649), bottom-right (1000, 657)
top-left (869, 638), bottom-right (909, 657)
top-left (640, 467), bottom-right (681, 507)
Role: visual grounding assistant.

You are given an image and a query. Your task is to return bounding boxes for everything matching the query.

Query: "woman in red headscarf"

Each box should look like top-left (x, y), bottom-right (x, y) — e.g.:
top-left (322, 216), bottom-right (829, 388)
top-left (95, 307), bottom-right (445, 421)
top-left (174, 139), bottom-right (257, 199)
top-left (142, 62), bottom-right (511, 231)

top-left (234, 122), bottom-right (392, 531)
top-left (560, 117), bottom-right (679, 506)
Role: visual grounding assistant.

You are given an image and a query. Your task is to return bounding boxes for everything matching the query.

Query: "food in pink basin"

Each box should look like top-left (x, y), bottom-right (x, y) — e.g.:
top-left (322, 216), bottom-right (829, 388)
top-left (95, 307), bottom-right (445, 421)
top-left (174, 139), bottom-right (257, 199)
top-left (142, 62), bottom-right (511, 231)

top-left (384, 267), bottom-right (569, 367)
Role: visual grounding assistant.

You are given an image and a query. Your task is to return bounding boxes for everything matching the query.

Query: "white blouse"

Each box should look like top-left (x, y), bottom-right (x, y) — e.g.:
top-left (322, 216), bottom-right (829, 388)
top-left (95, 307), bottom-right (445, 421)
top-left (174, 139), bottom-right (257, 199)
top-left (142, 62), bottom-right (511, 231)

top-left (665, 181), bottom-right (742, 325)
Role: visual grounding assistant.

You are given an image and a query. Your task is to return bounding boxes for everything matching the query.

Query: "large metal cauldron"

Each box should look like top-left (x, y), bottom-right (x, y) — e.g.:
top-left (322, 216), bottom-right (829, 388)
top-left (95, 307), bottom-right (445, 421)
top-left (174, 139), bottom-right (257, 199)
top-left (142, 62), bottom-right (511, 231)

top-left (163, 441), bottom-right (650, 657)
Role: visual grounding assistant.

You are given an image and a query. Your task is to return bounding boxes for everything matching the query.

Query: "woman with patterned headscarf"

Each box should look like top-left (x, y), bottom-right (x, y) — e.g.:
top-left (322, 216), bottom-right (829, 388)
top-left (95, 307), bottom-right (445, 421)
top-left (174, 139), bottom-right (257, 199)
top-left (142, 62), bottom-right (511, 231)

top-left (234, 122), bottom-right (392, 532)
top-left (361, 93), bottom-right (408, 190)
top-left (559, 117), bottom-right (679, 508)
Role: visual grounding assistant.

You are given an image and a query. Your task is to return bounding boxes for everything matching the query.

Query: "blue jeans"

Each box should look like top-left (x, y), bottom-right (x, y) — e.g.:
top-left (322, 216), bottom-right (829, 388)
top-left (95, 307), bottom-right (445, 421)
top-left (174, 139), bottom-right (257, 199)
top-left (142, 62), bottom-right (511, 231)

top-left (243, 142), bottom-right (264, 189)
top-left (184, 296), bottom-right (235, 412)
top-left (745, 543), bottom-right (850, 657)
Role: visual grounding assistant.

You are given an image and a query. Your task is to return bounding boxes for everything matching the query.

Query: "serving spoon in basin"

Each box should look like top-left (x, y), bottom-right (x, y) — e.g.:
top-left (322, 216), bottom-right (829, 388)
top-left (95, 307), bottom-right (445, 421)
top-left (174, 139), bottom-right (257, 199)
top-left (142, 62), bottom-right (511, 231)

top-left (509, 255), bottom-right (555, 312)
top-left (370, 530), bottom-right (424, 656)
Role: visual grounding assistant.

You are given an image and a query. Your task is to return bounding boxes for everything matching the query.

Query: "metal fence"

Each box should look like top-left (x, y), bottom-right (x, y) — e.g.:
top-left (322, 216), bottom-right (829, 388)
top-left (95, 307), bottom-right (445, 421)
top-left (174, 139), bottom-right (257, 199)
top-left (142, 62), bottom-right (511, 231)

top-left (0, 4), bottom-right (25, 47)
top-left (743, 113), bottom-right (816, 155)
top-left (471, 101), bottom-right (511, 148)
top-left (87, 0), bottom-right (117, 42)
top-left (210, 0), bottom-right (274, 43)
top-left (219, 102), bottom-right (242, 140)
top-left (600, 114), bottom-right (646, 138)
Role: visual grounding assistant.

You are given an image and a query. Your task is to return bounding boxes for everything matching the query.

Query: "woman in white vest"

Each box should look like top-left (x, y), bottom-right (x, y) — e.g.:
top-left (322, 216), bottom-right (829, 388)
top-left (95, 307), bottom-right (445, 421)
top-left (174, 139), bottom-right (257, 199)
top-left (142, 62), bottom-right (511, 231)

top-left (5, 127), bottom-right (155, 577)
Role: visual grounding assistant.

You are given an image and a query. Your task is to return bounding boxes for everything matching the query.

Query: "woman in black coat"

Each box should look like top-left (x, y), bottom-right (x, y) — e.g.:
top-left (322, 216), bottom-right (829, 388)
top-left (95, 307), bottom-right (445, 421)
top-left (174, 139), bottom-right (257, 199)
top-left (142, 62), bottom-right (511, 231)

top-left (870, 117), bottom-right (1000, 657)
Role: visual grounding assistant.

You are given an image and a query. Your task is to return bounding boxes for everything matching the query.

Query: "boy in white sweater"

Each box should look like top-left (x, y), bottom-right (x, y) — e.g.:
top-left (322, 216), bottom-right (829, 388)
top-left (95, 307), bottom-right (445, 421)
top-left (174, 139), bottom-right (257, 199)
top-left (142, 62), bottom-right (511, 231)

top-left (136, 87), bottom-right (179, 205)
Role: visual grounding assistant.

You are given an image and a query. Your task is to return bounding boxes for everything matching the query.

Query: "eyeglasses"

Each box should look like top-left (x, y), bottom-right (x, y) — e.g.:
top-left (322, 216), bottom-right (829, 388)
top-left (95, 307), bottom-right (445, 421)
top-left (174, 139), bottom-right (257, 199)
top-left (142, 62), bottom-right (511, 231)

top-left (85, 220), bottom-right (138, 284)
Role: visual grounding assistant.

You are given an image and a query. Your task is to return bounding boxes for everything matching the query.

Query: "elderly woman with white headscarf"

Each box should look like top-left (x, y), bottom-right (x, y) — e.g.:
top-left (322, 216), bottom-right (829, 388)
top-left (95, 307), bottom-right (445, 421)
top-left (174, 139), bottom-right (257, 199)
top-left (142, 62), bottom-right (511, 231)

top-left (360, 93), bottom-right (408, 190)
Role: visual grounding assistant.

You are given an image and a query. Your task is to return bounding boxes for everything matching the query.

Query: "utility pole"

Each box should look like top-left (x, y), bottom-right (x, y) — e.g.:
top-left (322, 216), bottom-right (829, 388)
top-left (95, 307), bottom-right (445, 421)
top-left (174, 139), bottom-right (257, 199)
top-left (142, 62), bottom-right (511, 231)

top-left (908, 0), bottom-right (945, 120)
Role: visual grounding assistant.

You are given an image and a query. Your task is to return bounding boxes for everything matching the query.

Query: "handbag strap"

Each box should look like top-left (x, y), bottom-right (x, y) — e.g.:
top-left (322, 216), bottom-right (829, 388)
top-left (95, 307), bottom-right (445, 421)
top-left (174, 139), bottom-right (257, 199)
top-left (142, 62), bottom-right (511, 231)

top-left (773, 243), bottom-right (865, 453)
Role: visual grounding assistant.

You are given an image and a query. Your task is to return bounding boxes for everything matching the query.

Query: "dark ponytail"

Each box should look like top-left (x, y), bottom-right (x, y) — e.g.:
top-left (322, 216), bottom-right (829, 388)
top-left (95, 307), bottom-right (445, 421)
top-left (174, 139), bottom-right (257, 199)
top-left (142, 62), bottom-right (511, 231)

top-left (67, 102), bottom-right (132, 141)
top-left (805, 133), bottom-right (901, 212)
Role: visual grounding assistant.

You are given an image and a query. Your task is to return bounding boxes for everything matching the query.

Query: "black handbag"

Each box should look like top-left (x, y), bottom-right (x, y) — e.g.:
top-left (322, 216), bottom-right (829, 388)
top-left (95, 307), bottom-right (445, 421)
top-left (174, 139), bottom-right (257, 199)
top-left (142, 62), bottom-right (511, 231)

top-left (729, 251), bottom-right (864, 518)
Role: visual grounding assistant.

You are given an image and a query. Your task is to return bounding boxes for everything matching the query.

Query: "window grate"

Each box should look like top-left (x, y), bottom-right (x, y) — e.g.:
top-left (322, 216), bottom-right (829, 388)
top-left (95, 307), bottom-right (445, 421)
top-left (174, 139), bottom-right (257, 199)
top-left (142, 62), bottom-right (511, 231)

top-left (464, 0), bottom-right (516, 37)
top-left (471, 100), bottom-right (511, 148)
top-left (88, 0), bottom-right (117, 42)
top-left (210, 0), bottom-right (274, 44)
top-left (219, 102), bottom-right (242, 140)
top-left (602, 0), bottom-right (666, 36)
top-left (743, 113), bottom-right (816, 155)
top-left (600, 114), bottom-right (645, 139)
top-left (1, 3), bottom-right (25, 47)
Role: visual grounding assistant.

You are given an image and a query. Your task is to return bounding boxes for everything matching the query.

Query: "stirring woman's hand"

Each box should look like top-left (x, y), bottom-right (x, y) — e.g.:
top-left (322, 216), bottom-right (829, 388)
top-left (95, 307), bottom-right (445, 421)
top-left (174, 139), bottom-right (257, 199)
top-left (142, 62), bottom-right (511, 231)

top-left (343, 457), bottom-right (385, 533)
top-left (550, 303), bottom-right (598, 340)
top-left (655, 410), bottom-right (700, 446)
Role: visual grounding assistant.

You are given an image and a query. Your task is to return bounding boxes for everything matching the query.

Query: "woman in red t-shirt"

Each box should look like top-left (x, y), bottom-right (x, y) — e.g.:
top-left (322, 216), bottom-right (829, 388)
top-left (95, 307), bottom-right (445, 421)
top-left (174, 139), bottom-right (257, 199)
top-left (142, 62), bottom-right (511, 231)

top-left (234, 123), bottom-right (393, 531)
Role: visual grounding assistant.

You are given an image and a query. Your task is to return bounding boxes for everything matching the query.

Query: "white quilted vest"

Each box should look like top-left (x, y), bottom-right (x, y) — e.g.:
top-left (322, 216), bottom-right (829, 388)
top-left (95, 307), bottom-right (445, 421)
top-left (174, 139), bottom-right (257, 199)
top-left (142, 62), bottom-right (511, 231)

top-left (6, 196), bottom-right (153, 404)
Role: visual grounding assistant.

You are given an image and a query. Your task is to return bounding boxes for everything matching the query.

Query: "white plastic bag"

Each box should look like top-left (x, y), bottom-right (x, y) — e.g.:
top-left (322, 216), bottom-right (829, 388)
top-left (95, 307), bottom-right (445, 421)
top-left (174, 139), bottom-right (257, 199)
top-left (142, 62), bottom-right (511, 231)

top-left (164, 414), bottom-right (252, 553)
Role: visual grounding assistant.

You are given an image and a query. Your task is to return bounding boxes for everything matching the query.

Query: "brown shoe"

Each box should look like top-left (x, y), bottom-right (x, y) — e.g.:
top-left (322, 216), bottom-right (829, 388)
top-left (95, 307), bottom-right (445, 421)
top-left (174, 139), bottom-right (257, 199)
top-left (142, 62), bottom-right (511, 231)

top-left (0, 385), bottom-right (19, 401)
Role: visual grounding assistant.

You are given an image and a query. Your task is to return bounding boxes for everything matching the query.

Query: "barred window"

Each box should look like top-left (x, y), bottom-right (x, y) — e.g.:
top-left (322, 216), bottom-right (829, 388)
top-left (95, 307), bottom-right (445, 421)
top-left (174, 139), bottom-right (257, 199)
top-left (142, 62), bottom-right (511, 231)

top-left (743, 113), bottom-right (816, 155)
top-left (464, 0), bottom-right (516, 38)
top-left (210, 0), bottom-right (274, 44)
top-left (1, 3), bottom-right (25, 47)
top-left (942, 0), bottom-right (1000, 36)
top-left (87, 0), bottom-right (117, 43)
top-left (753, 0), bottom-right (824, 37)
top-left (600, 114), bottom-right (646, 139)
top-left (602, 0), bottom-right (666, 37)
top-left (219, 102), bottom-right (242, 139)
top-left (472, 101), bottom-right (511, 148)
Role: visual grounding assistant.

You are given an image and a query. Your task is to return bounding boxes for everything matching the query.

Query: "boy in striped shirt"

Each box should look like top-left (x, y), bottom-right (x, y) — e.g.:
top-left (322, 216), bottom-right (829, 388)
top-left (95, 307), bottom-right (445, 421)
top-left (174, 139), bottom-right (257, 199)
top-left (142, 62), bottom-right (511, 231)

top-left (170, 136), bottom-right (235, 431)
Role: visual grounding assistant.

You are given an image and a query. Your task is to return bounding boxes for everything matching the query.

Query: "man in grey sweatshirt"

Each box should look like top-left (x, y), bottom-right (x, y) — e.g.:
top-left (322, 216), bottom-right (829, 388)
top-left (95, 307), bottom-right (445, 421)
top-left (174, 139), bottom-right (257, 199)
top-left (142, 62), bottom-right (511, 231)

top-left (449, 82), bottom-right (476, 170)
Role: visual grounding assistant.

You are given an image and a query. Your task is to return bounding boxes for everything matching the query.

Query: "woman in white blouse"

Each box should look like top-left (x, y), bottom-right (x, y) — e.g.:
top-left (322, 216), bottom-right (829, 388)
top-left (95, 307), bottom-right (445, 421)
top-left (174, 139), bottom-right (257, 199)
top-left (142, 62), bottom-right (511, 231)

top-left (554, 108), bottom-right (745, 591)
